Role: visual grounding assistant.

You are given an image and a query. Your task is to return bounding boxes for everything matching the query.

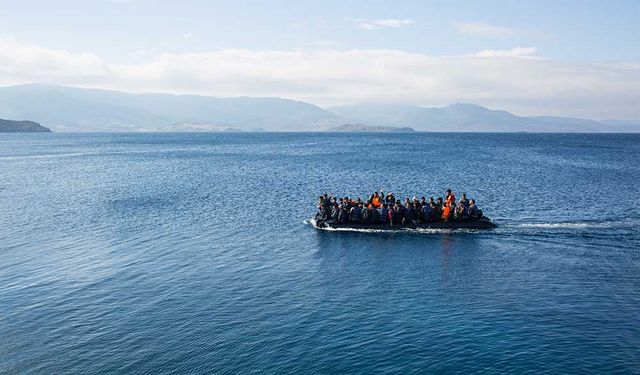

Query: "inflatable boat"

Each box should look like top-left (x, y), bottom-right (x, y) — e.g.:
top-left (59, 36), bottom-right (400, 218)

top-left (312, 217), bottom-right (497, 230)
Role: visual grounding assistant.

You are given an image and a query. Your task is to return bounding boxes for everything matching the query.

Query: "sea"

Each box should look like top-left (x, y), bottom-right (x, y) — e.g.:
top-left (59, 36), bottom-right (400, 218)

top-left (1, 132), bottom-right (639, 374)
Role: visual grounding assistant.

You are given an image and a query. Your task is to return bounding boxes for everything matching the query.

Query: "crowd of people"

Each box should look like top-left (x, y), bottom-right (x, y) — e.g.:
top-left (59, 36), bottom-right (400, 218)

top-left (315, 189), bottom-right (483, 226)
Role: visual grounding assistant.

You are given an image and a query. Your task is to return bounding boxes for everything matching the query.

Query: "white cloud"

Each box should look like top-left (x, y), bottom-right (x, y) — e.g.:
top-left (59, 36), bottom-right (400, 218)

top-left (0, 39), bottom-right (111, 84)
top-left (473, 47), bottom-right (538, 58)
top-left (1, 38), bottom-right (640, 119)
top-left (455, 22), bottom-right (517, 37)
top-left (358, 18), bottom-right (414, 30)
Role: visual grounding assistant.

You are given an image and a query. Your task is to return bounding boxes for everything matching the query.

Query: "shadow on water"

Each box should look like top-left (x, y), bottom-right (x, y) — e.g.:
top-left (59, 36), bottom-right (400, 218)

top-left (310, 229), bottom-right (486, 283)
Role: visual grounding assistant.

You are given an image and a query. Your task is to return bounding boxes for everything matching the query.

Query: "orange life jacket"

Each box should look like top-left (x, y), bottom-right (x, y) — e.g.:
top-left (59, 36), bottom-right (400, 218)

top-left (372, 197), bottom-right (381, 207)
top-left (441, 206), bottom-right (451, 220)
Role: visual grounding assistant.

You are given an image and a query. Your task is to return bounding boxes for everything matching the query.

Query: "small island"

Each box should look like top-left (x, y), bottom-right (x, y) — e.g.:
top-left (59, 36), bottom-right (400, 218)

top-left (327, 123), bottom-right (415, 133)
top-left (0, 119), bottom-right (51, 133)
top-left (168, 122), bottom-right (265, 132)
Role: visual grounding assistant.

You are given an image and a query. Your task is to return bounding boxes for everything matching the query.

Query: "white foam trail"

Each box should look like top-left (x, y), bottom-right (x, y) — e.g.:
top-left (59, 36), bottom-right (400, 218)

top-left (513, 218), bottom-right (640, 230)
top-left (517, 223), bottom-right (592, 229)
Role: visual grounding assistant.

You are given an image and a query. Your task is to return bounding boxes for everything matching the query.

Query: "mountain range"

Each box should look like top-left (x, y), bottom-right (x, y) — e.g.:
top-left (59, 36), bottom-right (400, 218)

top-left (0, 84), bottom-right (638, 132)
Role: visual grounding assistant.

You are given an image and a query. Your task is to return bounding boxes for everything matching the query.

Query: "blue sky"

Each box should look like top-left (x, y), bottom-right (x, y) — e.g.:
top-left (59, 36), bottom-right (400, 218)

top-left (0, 0), bottom-right (639, 119)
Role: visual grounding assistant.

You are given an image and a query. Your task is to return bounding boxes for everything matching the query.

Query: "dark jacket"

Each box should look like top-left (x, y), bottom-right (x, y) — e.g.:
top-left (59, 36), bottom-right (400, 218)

top-left (338, 208), bottom-right (349, 223)
top-left (331, 207), bottom-right (340, 222)
top-left (422, 204), bottom-right (432, 221)
top-left (349, 206), bottom-right (362, 222)
top-left (379, 208), bottom-right (388, 223)
top-left (405, 205), bottom-right (415, 221)
top-left (361, 207), bottom-right (370, 223)
top-left (391, 206), bottom-right (405, 224)
top-left (468, 204), bottom-right (479, 219)
top-left (370, 207), bottom-right (380, 223)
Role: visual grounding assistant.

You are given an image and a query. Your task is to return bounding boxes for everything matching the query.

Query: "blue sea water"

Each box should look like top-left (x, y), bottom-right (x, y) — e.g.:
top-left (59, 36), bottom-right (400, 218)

top-left (1, 132), bottom-right (639, 374)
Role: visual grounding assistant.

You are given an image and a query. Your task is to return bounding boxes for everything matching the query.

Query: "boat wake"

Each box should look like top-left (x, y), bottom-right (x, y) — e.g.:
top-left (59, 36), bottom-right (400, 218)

top-left (305, 218), bottom-right (640, 235)
top-left (511, 218), bottom-right (640, 230)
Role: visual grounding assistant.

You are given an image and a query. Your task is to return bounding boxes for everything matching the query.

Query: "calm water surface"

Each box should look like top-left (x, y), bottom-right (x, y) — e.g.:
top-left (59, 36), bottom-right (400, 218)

top-left (1, 133), bottom-right (639, 374)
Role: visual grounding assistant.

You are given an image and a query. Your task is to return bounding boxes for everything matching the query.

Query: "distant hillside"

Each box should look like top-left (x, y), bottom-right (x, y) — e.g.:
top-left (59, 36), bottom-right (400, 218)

top-left (167, 122), bottom-right (265, 132)
top-left (0, 118), bottom-right (51, 132)
top-left (0, 84), bottom-right (341, 132)
top-left (329, 103), bottom-right (639, 132)
top-left (0, 84), bottom-right (638, 132)
top-left (600, 120), bottom-right (640, 132)
top-left (328, 123), bottom-right (415, 132)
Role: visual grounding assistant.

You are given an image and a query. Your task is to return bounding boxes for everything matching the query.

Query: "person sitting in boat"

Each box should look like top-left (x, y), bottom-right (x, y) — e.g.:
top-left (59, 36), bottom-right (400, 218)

top-left (421, 201), bottom-right (433, 222)
top-left (468, 200), bottom-right (482, 220)
top-left (445, 189), bottom-right (456, 205)
top-left (370, 192), bottom-right (381, 207)
top-left (362, 203), bottom-right (374, 223)
top-left (378, 204), bottom-right (389, 224)
top-left (331, 204), bottom-right (340, 223)
top-left (390, 201), bottom-right (404, 225)
top-left (420, 196), bottom-right (427, 208)
top-left (361, 205), bottom-right (369, 223)
top-left (404, 203), bottom-right (416, 226)
top-left (459, 193), bottom-right (469, 208)
top-left (435, 197), bottom-right (444, 219)
top-left (441, 202), bottom-right (453, 221)
top-left (316, 197), bottom-right (331, 222)
top-left (329, 196), bottom-right (337, 211)
top-left (349, 203), bottom-right (362, 222)
top-left (338, 205), bottom-right (350, 223)
top-left (385, 192), bottom-right (396, 206)
top-left (370, 204), bottom-right (380, 223)
top-left (454, 201), bottom-right (468, 221)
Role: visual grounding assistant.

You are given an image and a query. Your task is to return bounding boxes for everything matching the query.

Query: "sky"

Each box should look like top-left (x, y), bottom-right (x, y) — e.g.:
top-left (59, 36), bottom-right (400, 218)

top-left (0, 0), bottom-right (639, 119)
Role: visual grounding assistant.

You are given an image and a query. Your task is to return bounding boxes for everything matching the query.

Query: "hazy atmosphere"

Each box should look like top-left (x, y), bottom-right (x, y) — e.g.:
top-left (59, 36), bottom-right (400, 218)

top-left (1, 0), bottom-right (639, 120)
top-left (2, 2), bottom-right (640, 374)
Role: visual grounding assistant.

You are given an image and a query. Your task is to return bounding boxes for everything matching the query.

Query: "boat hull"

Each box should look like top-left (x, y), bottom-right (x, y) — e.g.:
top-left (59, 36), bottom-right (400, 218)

top-left (313, 217), bottom-right (497, 230)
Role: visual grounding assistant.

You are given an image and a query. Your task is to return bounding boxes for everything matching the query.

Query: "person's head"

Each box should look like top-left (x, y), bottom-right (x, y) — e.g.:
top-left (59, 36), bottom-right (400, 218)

top-left (446, 189), bottom-right (452, 194)
top-left (470, 199), bottom-right (475, 205)
top-left (374, 192), bottom-right (379, 197)
top-left (437, 197), bottom-right (443, 202)
top-left (429, 197), bottom-right (434, 202)
top-left (421, 196), bottom-right (426, 201)
top-left (338, 197), bottom-right (344, 203)
top-left (462, 193), bottom-right (467, 198)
